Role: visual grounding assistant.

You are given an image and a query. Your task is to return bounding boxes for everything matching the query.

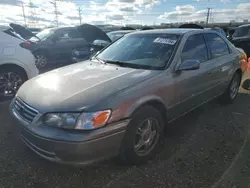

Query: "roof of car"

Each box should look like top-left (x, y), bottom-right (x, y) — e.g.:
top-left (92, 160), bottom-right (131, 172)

top-left (130, 28), bottom-right (202, 35)
top-left (238, 24), bottom-right (250, 28)
top-left (108, 30), bottom-right (134, 34)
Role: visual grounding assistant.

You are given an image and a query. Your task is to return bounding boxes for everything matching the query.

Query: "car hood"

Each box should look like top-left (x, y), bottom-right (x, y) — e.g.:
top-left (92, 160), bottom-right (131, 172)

top-left (17, 61), bottom-right (159, 112)
top-left (77, 24), bottom-right (111, 43)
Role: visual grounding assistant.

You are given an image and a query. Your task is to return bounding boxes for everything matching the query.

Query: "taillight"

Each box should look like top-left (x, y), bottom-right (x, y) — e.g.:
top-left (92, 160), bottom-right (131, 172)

top-left (19, 41), bottom-right (31, 49)
top-left (240, 53), bottom-right (248, 72)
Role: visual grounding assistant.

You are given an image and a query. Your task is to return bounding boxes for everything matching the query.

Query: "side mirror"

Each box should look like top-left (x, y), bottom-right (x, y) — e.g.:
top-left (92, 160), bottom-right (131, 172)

top-left (92, 40), bottom-right (110, 47)
top-left (242, 79), bottom-right (250, 90)
top-left (177, 60), bottom-right (200, 71)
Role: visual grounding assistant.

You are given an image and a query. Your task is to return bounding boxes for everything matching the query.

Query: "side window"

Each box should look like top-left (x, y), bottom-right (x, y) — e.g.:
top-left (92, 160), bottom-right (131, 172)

top-left (181, 34), bottom-right (208, 63)
top-left (205, 33), bottom-right (229, 59)
top-left (58, 29), bottom-right (81, 40)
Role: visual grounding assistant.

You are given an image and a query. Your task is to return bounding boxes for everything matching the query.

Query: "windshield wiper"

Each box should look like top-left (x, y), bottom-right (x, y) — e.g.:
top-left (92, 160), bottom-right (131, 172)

top-left (92, 57), bottom-right (107, 65)
top-left (105, 60), bottom-right (146, 69)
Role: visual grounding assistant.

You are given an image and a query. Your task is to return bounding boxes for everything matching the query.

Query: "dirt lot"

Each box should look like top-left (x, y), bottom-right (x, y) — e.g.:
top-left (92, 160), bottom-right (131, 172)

top-left (1, 83), bottom-right (250, 188)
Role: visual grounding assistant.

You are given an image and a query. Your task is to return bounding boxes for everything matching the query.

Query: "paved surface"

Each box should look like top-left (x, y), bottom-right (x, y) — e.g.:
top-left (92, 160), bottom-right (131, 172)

top-left (1, 80), bottom-right (250, 187)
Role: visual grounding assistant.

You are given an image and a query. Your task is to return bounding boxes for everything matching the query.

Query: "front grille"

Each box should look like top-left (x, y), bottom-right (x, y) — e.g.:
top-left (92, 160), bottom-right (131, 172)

top-left (13, 98), bottom-right (38, 123)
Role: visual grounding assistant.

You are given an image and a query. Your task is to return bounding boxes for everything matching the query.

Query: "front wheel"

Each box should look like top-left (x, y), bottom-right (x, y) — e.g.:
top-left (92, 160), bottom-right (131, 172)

top-left (119, 105), bottom-right (164, 164)
top-left (0, 67), bottom-right (27, 101)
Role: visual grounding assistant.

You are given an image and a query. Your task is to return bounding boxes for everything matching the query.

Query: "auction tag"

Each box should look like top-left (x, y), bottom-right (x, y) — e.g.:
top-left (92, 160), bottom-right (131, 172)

top-left (153, 37), bottom-right (177, 45)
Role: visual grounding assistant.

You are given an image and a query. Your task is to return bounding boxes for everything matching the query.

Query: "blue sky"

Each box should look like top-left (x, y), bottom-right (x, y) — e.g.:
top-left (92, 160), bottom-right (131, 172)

top-left (0, 0), bottom-right (249, 27)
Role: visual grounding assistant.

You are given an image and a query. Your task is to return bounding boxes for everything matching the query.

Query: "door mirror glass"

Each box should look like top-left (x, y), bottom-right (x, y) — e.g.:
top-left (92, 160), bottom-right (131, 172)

top-left (178, 60), bottom-right (200, 71)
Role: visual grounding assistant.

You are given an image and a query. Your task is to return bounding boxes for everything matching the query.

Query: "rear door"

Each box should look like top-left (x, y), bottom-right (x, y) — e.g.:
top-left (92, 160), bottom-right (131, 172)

top-left (52, 28), bottom-right (86, 62)
top-left (204, 33), bottom-right (233, 94)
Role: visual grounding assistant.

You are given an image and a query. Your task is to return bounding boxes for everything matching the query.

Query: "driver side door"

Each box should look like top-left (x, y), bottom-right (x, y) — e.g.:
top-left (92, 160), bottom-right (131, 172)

top-left (168, 34), bottom-right (217, 120)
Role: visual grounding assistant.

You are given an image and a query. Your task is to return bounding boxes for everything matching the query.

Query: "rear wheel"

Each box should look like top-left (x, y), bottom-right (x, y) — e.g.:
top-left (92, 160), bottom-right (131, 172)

top-left (220, 72), bottom-right (241, 104)
top-left (34, 52), bottom-right (48, 68)
top-left (0, 67), bottom-right (27, 101)
top-left (119, 105), bottom-right (164, 164)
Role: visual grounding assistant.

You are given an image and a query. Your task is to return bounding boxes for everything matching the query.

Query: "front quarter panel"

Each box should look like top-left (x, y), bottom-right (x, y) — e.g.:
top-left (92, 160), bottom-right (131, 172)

top-left (87, 69), bottom-right (175, 123)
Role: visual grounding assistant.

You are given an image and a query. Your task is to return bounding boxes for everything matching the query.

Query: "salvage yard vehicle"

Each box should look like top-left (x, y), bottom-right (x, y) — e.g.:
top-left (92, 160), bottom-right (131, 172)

top-left (15, 24), bottom-right (111, 68)
top-left (10, 29), bottom-right (245, 165)
top-left (0, 25), bottom-right (38, 101)
top-left (107, 30), bottom-right (135, 42)
top-left (231, 24), bottom-right (250, 58)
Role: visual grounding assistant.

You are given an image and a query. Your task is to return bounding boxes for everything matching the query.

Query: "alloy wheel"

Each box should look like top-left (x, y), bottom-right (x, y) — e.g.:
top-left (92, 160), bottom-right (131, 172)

top-left (0, 72), bottom-right (23, 97)
top-left (134, 118), bottom-right (160, 156)
top-left (35, 54), bottom-right (47, 68)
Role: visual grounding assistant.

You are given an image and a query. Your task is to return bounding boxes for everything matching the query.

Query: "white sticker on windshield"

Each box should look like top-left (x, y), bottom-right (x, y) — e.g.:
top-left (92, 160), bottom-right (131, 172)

top-left (153, 37), bottom-right (177, 45)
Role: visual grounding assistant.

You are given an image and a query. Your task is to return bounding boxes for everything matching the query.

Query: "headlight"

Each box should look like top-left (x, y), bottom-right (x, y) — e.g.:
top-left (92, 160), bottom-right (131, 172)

top-left (44, 113), bottom-right (79, 129)
top-left (43, 110), bottom-right (111, 130)
top-left (75, 110), bottom-right (111, 130)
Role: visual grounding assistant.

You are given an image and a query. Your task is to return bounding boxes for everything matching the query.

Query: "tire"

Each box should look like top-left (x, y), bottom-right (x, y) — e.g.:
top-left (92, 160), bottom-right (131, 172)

top-left (34, 52), bottom-right (48, 68)
top-left (220, 72), bottom-right (241, 104)
top-left (0, 67), bottom-right (27, 101)
top-left (119, 105), bottom-right (164, 164)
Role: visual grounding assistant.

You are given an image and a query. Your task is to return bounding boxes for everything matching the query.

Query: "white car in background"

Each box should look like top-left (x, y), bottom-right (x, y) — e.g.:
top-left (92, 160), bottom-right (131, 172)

top-left (0, 25), bottom-right (38, 101)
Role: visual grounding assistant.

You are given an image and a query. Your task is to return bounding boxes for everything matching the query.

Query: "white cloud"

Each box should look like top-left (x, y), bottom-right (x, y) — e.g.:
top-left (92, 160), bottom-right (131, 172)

top-left (220, 0), bottom-right (231, 3)
top-left (158, 3), bottom-right (250, 23)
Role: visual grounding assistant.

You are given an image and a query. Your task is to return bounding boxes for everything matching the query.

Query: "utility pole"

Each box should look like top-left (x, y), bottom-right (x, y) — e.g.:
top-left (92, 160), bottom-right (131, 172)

top-left (206, 8), bottom-right (211, 27)
top-left (28, 0), bottom-right (38, 28)
top-left (78, 7), bottom-right (82, 25)
top-left (21, 2), bottom-right (27, 27)
top-left (50, 0), bottom-right (61, 27)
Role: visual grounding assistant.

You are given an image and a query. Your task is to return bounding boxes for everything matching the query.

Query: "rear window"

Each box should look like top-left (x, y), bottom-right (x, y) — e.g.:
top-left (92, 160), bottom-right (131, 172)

top-left (233, 26), bottom-right (250, 38)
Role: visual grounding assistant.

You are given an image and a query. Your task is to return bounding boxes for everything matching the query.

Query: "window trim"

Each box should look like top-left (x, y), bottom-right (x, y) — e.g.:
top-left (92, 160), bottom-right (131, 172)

top-left (180, 33), bottom-right (210, 64)
top-left (204, 33), bottom-right (231, 60)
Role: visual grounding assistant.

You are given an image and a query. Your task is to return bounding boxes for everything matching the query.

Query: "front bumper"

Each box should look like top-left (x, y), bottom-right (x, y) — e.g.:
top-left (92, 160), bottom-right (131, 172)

top-left (19, 121), bottom-right (128, 165)
top-left (10, 99), bottom-right (129, 165)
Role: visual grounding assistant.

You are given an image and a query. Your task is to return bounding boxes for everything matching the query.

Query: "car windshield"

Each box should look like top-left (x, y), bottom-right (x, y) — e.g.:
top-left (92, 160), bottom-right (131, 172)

top-left (233, 26), bottom-right (250, 38)
top-left (96, 33), bottom-right (180, 70)
top-left (30, 28), bottom-right (54, 41)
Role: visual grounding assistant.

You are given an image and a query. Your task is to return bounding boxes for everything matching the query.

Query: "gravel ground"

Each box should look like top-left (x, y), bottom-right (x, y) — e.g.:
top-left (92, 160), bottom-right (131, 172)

top-left (0, 88), bottom-right (250, 187)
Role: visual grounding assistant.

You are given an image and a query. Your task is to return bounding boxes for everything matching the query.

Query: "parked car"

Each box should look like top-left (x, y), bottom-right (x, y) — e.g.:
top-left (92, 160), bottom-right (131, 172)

top-left (107, 30), bottom-right (135, 41)
top-left (179, 24), bottom-right (227, 38)
top-left (0, 25), bottom-right (38, 101)
top-left (210, 27), bottom-right (227, 38)
top-left (231, 24), bottom-right (250, 58)
top-left (14, 24), bottom-right (111, 68)
top-left (72, 30), bottom-right (136, 63)
top-left (71, 39), bottom-right (110, 63)
top-left (10, 29), bottom-right (245, 165)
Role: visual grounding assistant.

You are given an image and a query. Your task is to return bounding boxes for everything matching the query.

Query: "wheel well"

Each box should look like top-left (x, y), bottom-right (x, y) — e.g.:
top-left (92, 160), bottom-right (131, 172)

top-left (143, 100), bottom-right (168, 125)
top-left (0, 64), bottom-right (28, 79)
top-left (235, 68), bottom-right (242, 78)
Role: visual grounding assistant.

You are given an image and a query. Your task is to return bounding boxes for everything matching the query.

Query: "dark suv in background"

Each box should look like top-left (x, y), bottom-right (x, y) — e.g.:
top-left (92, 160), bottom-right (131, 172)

top-left (231, 24), bottom-right (250, 57)
top-left (15, 24), bottom-right (111, 68)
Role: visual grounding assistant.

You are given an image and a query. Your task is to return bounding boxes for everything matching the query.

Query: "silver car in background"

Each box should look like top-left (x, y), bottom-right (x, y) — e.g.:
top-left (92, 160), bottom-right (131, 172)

top-left (10, 29), bottom-right (245, 165)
